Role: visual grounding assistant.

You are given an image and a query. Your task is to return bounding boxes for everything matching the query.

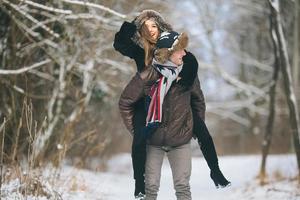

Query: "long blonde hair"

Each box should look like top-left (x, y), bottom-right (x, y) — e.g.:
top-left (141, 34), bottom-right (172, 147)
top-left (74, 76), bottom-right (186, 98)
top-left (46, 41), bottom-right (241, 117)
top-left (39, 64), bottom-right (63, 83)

top-left (139, 22), bottom-right (159, 67)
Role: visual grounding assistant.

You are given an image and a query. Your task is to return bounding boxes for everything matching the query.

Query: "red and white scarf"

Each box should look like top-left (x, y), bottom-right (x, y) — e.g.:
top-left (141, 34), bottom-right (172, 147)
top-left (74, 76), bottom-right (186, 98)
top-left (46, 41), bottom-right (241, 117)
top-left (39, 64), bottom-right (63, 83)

top-left (146, 59), bottom-right (183, 126)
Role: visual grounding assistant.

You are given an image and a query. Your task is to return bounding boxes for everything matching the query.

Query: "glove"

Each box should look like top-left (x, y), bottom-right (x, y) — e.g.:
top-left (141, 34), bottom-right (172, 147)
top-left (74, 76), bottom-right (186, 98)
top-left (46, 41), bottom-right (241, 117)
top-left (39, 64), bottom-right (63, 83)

top-left (210, 167), bottom-right (231, 188)
top-left (141, 122), bottom-right (159, 139)
top-left (118, 21), bottom-right (137, 38)
top-left (132, 122), bottom-right (159, 146)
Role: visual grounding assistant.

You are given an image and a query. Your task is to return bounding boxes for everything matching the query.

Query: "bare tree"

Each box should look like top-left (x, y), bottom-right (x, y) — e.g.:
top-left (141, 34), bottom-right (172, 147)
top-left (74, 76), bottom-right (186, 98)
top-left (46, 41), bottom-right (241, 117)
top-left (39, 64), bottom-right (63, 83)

top-left (166, 0), bottom-right (297, 156)
top-left (293, 0), bottom-right (300, 92)
top-left (259, 5), bottom-right (281, 183)
top-left (265, 0), bottom-right (300, 182)
top-left (0, 0), bottom-right (128, 165)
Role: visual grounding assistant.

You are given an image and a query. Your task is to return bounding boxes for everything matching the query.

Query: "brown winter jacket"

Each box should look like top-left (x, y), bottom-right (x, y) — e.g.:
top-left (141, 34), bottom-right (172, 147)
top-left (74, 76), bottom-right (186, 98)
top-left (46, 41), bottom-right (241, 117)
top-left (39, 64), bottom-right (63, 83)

top-left (119, 54), bottom-right (206, 147)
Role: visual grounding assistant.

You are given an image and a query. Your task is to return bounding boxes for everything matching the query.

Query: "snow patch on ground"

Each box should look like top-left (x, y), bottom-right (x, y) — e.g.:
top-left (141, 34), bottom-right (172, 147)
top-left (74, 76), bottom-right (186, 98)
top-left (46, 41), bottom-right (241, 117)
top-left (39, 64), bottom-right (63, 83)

top-left (1, 154), bottom-right (299, 200)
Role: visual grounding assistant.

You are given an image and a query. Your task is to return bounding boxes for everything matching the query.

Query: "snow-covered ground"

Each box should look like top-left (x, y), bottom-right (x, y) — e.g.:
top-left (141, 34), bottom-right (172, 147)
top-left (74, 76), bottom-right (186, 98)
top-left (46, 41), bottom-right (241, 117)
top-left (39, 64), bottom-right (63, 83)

top-left (2, 154), bottom-right (299, 200)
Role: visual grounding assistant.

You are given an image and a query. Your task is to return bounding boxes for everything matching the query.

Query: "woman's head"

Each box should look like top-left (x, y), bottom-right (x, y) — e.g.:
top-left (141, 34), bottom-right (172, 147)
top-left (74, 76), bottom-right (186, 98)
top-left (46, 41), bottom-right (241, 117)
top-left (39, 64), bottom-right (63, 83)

top-left (140, 18), bottom-right (160, 43)
top-left (133, 10), bottom-right (172, 40)
top-left (132, 10), bottom-right (173, 66)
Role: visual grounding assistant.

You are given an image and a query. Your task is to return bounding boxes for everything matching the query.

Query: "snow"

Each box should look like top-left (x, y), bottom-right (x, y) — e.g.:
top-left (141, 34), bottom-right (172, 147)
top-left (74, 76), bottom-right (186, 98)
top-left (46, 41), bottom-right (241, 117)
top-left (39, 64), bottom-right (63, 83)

top-left (1, 154), bottom-right (299, 200)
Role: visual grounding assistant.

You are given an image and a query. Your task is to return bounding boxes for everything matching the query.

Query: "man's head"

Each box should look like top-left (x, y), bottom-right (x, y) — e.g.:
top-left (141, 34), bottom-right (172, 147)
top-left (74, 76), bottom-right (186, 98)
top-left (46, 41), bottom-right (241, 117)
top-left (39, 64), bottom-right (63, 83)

top-left (154, 31), bottom-right (188, 65)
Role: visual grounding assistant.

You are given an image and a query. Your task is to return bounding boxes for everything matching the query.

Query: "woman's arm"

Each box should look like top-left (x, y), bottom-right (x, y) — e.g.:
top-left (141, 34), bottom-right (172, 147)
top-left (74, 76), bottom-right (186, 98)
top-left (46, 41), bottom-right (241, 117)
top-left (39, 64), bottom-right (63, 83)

top-left (113, 21), bottom-right (144, 59)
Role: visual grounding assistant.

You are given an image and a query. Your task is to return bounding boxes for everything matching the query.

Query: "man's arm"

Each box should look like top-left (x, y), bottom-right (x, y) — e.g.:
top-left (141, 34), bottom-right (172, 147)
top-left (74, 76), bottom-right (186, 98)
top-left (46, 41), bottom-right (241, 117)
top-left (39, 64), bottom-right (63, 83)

top-left (119, 73), bottom-right (144, 135)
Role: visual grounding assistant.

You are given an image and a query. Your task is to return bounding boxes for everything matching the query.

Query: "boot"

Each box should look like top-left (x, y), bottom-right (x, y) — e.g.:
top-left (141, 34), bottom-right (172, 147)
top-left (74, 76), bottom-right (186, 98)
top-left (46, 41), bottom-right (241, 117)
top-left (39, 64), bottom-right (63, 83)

top-left (210, 167), bottom-right (231, 188)
top-left (134, 179), bottom-right (145, 197)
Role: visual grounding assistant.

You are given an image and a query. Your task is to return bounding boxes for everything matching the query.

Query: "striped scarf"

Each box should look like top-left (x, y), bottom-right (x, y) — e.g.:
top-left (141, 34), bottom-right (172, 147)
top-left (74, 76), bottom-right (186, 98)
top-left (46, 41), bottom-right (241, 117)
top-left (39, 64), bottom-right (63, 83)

top-left (143, 59), bottom-right (182, 138)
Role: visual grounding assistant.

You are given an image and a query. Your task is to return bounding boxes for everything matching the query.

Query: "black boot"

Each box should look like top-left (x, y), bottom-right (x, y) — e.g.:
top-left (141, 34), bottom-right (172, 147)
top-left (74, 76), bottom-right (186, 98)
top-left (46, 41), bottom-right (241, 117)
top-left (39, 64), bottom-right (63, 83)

top-left (210, 168), bottom-right (231, 188)
top-left (134, 179), bottom-right (145, 198)
top-left (132, 121), bottom-right (146, 197)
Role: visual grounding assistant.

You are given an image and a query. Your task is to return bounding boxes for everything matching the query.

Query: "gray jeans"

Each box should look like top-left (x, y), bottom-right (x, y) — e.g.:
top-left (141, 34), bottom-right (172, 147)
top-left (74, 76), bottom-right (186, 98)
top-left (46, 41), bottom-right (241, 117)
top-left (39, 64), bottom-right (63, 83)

top-left (145, 143), bottom-right (192, 200)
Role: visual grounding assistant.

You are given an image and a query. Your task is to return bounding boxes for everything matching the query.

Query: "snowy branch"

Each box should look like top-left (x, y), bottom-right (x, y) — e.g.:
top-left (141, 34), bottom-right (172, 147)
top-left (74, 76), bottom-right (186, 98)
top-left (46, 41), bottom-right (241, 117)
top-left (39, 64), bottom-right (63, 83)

top-left (3, 0), bottom-right (60, 38)
top-left (19, 0), bottom-right (72, 14)
top-left (233, 51), bottom-right (273, 72)
top-left (33, 46), bottom-right (80, 158)
top-left (61, 0), bottom-right (126, 18)
top-left (207, 98), bottom-right (263, 111)
top-left (0, 118), bottom-right (6, 133)
top-left (7, 9), bottom-right (60, 48)
top-left (65, 13), bottom-right (111, 23)
top-left (0, 59), bottom-right (51, 75)
top-left (96, 58), bottom-right (134, 75)
top-left (6, 10), bottom-right (41, 38)
top-left (209, 108), bottom-right (251, 127)
top-left (198, 60), bottom-right (269, 96)
top-left (28, 69), bottom-right (56, 81)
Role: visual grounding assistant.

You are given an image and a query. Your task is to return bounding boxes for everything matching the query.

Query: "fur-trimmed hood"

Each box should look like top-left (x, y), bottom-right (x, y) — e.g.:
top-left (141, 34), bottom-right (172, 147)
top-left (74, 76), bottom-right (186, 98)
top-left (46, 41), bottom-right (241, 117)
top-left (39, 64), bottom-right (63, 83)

top-left (132, 10), bottom-right (173, 47)
top-left (154, 31), bottom-right (189, 64)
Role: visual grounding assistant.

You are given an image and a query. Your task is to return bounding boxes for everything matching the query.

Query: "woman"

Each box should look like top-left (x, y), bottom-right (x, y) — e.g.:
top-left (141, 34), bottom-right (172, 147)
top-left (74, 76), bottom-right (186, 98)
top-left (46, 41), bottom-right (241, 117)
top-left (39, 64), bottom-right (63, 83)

top-left (113, 10), bottom-right (230, 199)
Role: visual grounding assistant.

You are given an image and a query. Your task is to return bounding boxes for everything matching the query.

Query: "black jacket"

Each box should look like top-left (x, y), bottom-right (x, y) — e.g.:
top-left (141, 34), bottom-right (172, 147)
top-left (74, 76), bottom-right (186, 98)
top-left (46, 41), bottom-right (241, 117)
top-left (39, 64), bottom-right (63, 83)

top-left (113, 22), bottom-right (145, 72)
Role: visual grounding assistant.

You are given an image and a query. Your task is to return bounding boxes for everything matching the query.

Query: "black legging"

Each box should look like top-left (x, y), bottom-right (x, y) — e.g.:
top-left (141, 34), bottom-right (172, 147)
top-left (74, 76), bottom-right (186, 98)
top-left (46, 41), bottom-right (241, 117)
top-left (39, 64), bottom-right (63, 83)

top-left (131, 98), bottom-right (147, 183)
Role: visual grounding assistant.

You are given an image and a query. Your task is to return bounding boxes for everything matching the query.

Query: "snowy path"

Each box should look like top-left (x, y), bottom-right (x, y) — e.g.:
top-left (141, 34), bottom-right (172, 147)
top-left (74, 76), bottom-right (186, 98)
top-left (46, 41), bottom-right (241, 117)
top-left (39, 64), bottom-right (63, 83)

top-left (60, 154), bottom-right (299, 200)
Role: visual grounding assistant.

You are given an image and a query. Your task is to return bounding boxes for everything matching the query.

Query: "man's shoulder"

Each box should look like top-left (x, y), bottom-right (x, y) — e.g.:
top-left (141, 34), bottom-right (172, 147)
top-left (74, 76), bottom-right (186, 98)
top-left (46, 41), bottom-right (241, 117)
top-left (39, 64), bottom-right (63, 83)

top-left (139, 66), bottom-right (159, 81)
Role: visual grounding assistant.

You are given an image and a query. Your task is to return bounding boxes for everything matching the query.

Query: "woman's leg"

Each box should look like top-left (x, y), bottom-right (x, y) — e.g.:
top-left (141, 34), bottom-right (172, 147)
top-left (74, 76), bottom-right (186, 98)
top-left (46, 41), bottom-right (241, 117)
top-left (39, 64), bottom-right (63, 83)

top-left (193, 114), bottom-right (218, 169)
top-left (132, 131), bottom-right (147, 196)
top-left (145, 145), bottom-right (165, 200)
top-left (132, 100), bottom-right (147, 196)
top-left (193, 113), bottom-right (231, 187)
top-left (167, 143), bottom-right (192, 200)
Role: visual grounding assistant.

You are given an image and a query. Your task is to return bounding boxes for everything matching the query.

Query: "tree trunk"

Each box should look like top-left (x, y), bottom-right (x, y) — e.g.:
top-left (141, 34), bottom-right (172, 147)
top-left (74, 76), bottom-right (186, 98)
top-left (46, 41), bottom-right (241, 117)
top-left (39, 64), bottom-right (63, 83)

top-left (269, 0), bottom-right (300, 182)
top-left (293, 0), bottom-right (299, 92)
top-left (259, 7), bottom-right (280, 183)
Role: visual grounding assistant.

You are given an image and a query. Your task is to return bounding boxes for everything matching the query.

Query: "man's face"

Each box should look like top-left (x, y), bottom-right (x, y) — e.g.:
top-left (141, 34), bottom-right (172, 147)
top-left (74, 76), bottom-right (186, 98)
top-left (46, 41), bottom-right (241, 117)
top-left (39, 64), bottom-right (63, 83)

top-left (169, 49), bottom-right (186, 66)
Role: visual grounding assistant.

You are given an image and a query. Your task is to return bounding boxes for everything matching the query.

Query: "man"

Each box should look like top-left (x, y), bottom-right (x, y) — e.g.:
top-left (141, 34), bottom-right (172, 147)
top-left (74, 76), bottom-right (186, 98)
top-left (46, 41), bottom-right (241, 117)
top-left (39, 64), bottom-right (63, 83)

top-left (119, 31), bottom-right (205, 200)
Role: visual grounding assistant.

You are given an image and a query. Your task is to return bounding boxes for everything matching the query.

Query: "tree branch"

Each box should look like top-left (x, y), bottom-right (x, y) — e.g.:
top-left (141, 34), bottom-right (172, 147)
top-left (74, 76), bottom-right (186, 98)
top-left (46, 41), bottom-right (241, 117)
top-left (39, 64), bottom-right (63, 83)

top-left (0, 59), bottom-right (51, 75)
top-left (19, 0), bottom-right (72, 15)
top-left (3, 0), bottom-right (60, 38)
top-left (61, 0), bottom-right (126, 18)
top-left (198, 60), bottom-right (269, 96)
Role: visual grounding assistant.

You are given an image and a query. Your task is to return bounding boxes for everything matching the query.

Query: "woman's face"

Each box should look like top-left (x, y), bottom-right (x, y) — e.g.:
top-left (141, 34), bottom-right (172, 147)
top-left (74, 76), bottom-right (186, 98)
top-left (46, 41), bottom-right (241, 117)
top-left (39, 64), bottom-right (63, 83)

top-left (145, 19), bottom-right (159, 41)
